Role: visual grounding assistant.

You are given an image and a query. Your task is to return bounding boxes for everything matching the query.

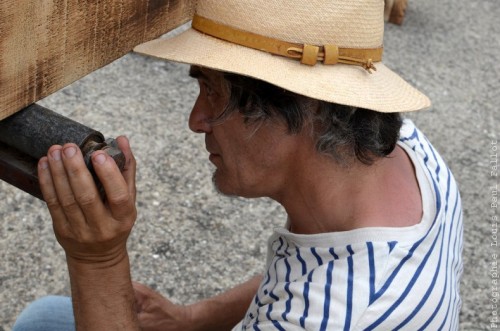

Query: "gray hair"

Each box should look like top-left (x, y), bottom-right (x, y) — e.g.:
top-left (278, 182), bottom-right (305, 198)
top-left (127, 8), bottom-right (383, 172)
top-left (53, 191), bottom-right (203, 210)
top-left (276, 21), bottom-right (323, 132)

top-left (219, 72), bottom-right (403, 165)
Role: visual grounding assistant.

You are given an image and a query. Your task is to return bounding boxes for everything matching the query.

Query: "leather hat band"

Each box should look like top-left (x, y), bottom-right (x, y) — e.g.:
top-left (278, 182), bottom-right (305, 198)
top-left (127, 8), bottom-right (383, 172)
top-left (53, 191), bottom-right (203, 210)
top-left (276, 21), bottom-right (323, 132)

top-left (192, 14), bottom-right (383, 73)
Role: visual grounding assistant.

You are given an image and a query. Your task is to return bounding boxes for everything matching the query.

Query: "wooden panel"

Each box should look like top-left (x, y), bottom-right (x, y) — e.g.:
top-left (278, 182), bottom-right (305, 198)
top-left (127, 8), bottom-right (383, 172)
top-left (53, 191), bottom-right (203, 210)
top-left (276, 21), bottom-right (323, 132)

top-left (0, 0), bottom-right (194, 120)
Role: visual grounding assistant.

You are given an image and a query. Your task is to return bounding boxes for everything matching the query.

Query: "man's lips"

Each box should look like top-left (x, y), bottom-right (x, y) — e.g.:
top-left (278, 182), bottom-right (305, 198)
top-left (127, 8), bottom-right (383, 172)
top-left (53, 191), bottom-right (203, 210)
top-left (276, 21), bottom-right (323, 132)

top-left (205, 136), bottom-right (221, 160)
top-left (208, 153), bottom-right (221, 164)
top-left (205, 135), bottom-right (218, 155)
top-left (205, 143), bottom-right (219, 157)
top-left (206, 149), bottom-right (220, 157)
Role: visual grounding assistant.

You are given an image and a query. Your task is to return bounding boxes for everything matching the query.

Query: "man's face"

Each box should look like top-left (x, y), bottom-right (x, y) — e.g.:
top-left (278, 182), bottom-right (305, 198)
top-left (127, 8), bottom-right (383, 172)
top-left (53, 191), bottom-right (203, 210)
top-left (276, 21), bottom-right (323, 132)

top-left (188, 66), bottom-right (305, 199)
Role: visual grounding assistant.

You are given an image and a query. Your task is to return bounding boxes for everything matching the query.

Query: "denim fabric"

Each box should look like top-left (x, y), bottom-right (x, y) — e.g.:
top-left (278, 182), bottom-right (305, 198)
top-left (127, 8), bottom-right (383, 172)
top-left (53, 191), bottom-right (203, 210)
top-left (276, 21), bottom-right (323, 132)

top-left (13, 296), bottom-right (75, 331)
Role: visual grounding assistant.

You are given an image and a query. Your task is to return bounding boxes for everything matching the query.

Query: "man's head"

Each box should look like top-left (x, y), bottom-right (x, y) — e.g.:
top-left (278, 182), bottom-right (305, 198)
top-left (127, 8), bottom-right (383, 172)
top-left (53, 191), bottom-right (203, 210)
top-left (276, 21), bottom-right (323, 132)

top-left (188, 65), bottom-right (403, 198)
top-left (134, 0), bottom-right (429, 197)
top-left (190, 66), bottom-right (402, 165)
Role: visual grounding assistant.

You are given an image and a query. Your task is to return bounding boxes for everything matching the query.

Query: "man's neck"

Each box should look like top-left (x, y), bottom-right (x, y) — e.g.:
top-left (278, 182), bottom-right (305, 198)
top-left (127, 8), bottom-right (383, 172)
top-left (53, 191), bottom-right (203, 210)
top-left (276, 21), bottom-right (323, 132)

top-left (275, 146), bottom-right (422, 235)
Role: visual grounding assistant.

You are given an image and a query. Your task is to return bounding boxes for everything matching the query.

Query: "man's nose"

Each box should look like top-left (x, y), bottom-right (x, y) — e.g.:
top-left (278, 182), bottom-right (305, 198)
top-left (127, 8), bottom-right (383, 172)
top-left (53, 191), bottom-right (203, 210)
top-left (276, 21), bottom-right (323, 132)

top-left (188, 97), bottom-right (212, 133)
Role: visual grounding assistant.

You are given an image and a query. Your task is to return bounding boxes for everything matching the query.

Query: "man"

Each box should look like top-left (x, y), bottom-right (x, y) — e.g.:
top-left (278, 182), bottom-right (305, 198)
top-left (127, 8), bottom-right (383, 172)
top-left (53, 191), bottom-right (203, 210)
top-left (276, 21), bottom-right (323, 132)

top-left (13, 0), bottom-right (463, 330)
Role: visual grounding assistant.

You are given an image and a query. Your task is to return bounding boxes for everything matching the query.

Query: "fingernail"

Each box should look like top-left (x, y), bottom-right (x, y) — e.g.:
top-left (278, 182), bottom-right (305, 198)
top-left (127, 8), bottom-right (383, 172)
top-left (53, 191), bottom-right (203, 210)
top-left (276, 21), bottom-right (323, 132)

top-left (94, 153), bottom-right (107, 165)
top-left (51, 149), bottom-right (61, 161)
top-left (64, 146), bottom-right (77, 158)
top-left (39, 160), bottom-right (49, 170)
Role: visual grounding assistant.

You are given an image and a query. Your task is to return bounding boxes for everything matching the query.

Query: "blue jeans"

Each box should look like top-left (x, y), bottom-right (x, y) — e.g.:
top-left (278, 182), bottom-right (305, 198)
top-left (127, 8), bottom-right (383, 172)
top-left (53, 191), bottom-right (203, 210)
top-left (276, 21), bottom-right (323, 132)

top-left (13, 296), bottom-right (75, 331)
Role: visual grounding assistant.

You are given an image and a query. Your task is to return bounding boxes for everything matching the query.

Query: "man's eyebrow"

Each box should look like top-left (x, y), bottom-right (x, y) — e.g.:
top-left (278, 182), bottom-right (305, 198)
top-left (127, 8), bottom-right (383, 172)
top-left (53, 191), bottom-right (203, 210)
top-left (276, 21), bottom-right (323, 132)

top-left (188, 66), bottom-right (205, 79)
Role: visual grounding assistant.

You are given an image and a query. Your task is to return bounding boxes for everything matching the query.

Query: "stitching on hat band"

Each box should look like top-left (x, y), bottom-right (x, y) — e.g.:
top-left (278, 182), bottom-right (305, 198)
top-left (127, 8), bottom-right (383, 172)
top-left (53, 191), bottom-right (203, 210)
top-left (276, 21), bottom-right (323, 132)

top-left (192, 14), bottom-right (383, 73)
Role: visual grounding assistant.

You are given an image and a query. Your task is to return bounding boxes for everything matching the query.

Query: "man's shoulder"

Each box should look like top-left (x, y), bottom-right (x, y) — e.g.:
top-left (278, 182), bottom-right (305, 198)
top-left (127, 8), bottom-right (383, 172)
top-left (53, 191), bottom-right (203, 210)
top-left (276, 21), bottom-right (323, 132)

top-left (399, 118), bottom-right (420, 141)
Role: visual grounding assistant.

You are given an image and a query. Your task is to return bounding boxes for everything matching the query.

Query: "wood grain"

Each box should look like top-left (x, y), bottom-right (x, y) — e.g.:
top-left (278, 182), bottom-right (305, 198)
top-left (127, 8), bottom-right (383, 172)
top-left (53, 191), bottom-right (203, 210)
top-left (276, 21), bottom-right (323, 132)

top-left (0, 0), bottom-right (194, 120)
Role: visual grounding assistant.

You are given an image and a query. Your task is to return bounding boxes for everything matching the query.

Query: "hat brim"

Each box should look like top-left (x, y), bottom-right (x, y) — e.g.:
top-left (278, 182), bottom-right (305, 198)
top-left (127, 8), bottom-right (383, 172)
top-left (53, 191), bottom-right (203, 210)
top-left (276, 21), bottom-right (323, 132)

top-left (134, 28), bottom-right (431, 113)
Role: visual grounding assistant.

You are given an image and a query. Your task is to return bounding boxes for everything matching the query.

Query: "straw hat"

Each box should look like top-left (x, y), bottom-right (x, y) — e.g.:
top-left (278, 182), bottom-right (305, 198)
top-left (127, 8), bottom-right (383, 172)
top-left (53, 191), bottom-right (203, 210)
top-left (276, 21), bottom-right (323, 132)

top-left (134, 0), bottom-right (431, 113)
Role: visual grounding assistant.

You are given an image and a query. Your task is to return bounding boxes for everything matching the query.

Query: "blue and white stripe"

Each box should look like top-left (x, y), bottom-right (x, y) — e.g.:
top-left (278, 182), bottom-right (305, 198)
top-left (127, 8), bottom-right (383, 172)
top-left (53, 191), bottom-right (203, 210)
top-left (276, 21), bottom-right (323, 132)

top-left (237, 120), bottom-right (463, 330)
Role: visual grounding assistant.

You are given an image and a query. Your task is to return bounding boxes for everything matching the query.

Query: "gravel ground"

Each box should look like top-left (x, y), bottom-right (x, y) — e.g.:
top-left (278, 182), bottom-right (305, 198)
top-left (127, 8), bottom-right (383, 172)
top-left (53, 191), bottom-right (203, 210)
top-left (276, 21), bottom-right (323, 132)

top-left (0, 0), bottom-right (498, 330)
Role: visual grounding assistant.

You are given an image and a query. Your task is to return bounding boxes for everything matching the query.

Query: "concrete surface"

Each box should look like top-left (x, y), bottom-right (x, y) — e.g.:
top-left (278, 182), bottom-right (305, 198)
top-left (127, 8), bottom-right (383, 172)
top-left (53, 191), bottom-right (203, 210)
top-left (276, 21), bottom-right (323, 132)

top-left (0, 0), bottom-right (498, 330)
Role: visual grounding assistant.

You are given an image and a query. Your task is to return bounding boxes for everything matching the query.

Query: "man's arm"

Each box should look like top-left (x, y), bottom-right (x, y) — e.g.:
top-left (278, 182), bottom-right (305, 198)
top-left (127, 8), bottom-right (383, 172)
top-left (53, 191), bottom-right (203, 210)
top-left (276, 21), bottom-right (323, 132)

top-left (134, 275), bottom-right (263, 331)
top-left (190, 274), bottom-right (263, 331)
top-left (38, 136), bottom-right (139, 331)
top-left (67, 253), bottom-right (138, 330)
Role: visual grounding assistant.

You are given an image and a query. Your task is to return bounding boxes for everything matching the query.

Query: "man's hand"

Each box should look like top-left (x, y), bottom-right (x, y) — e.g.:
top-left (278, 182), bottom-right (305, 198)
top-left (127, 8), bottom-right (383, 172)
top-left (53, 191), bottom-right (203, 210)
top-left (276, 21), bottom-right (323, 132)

top-left (134, 282), bottom-right (196, 331)
top-left (134, 276), bottom-right (263, 331)
top-left (38, 136), bottom-right (136, 264)
top-left (38, 136), bottom-right (140, 331)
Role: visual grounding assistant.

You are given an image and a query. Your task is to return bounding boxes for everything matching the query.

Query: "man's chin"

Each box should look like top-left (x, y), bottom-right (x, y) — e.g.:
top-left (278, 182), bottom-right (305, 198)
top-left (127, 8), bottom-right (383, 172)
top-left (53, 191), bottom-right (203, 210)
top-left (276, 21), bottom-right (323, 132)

top-left (212, 172), bottom-right (237, 197)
